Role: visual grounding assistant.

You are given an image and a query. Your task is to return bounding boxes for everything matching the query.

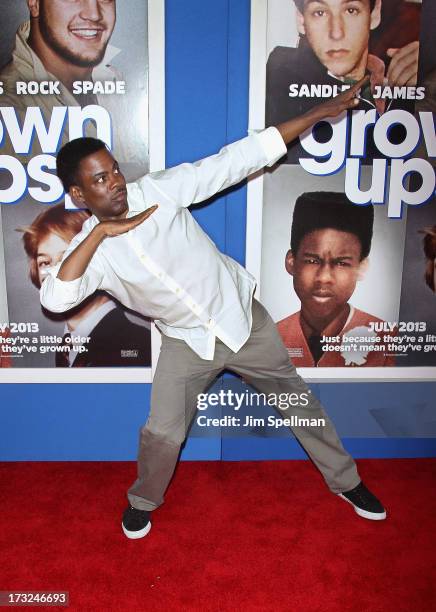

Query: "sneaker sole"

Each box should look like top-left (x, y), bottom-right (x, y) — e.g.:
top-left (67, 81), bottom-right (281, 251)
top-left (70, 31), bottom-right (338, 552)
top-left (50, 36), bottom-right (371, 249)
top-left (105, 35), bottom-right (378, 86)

top-left (122, 520), bottom-right (152, 539)
top-left (338, 494), bottom-right (387, 521)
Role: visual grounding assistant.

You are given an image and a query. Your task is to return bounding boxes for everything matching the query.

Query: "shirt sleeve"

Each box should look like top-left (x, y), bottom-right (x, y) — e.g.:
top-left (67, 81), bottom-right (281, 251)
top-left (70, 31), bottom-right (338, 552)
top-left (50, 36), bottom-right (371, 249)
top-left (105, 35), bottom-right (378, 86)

top-left (144, 127), bottom-right (287, 208)
top-left (39, 228), bottom-right (105, 314)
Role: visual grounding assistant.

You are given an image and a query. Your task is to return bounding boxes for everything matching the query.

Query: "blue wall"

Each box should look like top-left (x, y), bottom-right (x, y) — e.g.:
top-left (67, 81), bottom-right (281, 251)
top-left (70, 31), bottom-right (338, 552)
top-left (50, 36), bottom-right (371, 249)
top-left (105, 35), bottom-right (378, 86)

top-left (0, 0), bottom-right (435, 461)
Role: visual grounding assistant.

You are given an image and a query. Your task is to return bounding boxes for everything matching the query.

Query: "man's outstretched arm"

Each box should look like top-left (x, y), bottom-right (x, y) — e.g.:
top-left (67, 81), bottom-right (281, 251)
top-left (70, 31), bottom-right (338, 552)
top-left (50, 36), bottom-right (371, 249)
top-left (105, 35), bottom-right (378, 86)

top-left (145, 77), bottom-right (368, 209)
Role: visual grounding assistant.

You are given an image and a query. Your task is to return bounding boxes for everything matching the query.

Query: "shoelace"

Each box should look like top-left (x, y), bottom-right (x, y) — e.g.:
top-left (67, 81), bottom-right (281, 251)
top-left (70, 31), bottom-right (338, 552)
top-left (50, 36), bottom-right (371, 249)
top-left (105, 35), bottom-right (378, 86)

top-left (352, 488), bottom-right (372, 506)
top-left (129, 505), bottom-right (148, 516)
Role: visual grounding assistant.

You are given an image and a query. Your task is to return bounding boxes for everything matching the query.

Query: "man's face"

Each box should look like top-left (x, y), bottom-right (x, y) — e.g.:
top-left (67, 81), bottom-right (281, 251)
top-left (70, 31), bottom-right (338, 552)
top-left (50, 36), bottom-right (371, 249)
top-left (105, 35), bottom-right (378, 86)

top-left (34, 0), bottom-right (116, 68)
top-left (296, 0), bottom-right (381, 80)
top-left (71, 148), bottom-right (128, 220)
top-left (286, 228), bottom-right (367, 325)
top-left (37, 232), bottom-right (70, 286)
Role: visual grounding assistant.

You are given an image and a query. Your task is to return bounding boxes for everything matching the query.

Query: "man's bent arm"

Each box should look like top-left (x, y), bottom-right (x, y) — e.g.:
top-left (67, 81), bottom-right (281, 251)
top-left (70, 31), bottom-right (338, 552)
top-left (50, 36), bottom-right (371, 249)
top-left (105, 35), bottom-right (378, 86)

top-left (40, 206), bottom-right (158, 313)
top-left (57, 206), bottom-right (158, 282)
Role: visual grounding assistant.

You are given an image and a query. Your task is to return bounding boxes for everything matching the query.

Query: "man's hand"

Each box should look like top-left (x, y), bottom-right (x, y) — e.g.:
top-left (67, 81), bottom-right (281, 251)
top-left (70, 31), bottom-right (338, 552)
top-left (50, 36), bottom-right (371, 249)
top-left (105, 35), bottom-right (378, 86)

top-left (386, 42), bottom-right (419, 87)
top-left (276, 76), bottom-right (368, 145)
top-left (99, 205), bottom-right (159, 238)
top-left (309, 75), bottom-right (369, 121)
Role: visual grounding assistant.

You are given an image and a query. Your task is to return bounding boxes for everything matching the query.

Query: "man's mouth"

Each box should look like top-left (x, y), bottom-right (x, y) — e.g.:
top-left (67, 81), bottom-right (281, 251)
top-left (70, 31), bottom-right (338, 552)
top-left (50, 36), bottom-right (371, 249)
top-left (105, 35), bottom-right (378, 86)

top-left (311, 291), bottom-right (335, 303)
top-left (112, 189), bottom-right (127, 202)
top-left (326, 49), bottom-right (349, 59)
top-left (70, 27), bottom-right (105, 40)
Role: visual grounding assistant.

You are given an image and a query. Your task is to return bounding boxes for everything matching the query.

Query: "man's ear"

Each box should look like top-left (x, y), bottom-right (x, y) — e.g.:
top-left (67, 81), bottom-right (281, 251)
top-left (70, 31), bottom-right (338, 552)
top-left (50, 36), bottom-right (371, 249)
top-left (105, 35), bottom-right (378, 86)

top-left (69, 185), bottom-right (85, 208)
top-left (357, 257), bottom-right (369, 281)
top-left (285, 249), bottom-right (295, 276)
top-left (27, 0), bottom-right (40, 18)
top-left (370, 0), bottom-right (382, 31)
top-left (296, 9), bottom-right (306, 36)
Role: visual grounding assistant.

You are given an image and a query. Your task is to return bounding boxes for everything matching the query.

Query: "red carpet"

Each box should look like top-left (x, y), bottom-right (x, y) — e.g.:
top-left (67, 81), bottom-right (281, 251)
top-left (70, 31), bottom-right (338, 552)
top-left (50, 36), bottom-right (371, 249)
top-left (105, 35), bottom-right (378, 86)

top-left (1, 459), bottom-right (435, 611)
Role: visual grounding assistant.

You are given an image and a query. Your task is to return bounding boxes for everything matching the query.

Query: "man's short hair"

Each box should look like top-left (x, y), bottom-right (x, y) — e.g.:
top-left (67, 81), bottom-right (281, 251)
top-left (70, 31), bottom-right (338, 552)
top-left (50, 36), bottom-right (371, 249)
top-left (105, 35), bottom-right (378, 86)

top-left (56, 137), bottom-right (108, 192)
top-left (421, 225), bottom-right (436, 291)
top-left (293, 0), bottom-right (376, 12)
top-left (290, 192), bottom-right (374, 260)
top-left (20, 204), bottom-right (90, 288)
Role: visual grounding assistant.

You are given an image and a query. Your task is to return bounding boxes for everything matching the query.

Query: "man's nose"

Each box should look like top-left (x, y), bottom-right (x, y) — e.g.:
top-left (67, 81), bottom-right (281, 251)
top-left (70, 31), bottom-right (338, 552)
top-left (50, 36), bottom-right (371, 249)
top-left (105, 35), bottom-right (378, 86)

top-left (329, 14), bottom-right (345, 41)
top-left (79, 0), bottom-right (103, 21)
top-left (316, 263), bottom-right (334, 282)
top-left (110, 175), bottom-right (125, 190)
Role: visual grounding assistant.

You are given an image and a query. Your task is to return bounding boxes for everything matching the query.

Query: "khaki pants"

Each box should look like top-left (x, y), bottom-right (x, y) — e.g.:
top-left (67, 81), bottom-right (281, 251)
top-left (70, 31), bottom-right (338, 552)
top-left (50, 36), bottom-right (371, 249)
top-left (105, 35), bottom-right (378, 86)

top-left (128, 300), bottom-right (360, 511)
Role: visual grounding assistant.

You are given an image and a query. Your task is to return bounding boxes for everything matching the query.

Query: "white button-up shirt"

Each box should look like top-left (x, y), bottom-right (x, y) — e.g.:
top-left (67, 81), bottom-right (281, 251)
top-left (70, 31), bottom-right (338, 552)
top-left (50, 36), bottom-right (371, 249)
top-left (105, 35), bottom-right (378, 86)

top-left (40, 128), bottom-right (287, 360)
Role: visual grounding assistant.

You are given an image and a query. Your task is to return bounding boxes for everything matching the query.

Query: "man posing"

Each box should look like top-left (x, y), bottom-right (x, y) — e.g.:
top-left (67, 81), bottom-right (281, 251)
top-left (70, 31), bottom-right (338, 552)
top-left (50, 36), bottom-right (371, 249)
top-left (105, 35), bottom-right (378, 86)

top-left (40, 80), bottom-right (387, 539)
top-left (266, 0), bottom-right (420, 163)
top-left (277, 192), bottom-right (395, 367)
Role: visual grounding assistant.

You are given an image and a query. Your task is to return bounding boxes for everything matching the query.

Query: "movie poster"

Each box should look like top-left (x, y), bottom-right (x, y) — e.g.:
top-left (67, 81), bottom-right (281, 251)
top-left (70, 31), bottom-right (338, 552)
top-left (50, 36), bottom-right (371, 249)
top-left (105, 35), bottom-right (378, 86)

top-left (247, 0), bottom-right (436, 381)
top-left (0, 0), bottom-right (164, 382)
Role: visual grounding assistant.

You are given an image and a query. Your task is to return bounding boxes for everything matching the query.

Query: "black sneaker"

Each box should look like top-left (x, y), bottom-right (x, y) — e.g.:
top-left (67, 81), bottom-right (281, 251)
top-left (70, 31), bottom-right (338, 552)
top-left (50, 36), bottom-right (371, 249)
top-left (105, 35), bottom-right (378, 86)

top-left (339, 482), bottom-right (386, 520)
top-left (122, 505), bottom-right (152, 539)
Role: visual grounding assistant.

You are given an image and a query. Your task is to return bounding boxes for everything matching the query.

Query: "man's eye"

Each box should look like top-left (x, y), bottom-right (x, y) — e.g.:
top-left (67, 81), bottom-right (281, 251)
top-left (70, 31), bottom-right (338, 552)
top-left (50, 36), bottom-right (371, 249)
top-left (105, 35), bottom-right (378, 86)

top-left (304, 258), bottom-right (319, 264)
top-left (97, 176), bottom-right (105, 183)
top-left (336, 261), bottom-right (351, 267)
top-left (312, 10), bottom-right (325, 17)
top-left (38, 260), bottom-right (49, 269)
top-left (114, 167), bottom-right (119, 174)
top-left (346, 7), bottom-right (359, 14)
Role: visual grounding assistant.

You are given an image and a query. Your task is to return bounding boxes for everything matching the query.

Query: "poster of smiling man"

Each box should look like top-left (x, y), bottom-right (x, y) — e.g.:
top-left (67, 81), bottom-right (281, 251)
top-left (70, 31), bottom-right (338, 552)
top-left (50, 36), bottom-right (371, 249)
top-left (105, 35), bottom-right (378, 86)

top-left (0, 0), bottom-right (164, 381)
